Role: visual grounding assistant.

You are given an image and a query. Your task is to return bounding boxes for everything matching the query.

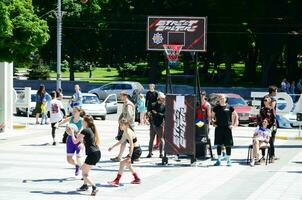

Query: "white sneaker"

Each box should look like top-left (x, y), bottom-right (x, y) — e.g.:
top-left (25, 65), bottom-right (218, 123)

top-left (250, 158), bottom-right (255, 167)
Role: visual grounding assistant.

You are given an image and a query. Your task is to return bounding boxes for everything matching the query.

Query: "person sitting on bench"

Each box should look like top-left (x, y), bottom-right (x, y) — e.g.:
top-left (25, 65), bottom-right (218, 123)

top-left (250, 118), bottom-right (271, 166)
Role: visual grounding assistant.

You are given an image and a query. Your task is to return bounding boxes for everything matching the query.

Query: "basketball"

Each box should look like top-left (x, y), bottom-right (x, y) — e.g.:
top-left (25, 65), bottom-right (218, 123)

top-left (80, 0), bottom-right (88, 3)
top-left (66, 123), bottom-right (79, 135)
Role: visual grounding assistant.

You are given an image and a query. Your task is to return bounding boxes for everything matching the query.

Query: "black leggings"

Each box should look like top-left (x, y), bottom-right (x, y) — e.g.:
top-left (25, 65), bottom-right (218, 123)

top-left (51, 123), bottom-right (56, 139)
top-left (217, 145), bottom-right (231, 156)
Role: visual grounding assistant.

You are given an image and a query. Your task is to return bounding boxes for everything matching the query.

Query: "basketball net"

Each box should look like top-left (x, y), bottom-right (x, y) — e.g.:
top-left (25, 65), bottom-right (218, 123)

top-left (163, 44), bottom-right (183, 65)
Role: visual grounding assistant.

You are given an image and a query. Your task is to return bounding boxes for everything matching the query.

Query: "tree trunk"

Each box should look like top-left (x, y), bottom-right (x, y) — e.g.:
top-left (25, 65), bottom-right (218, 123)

top-left (244, 47), bottom-right (258, 81)
top-left (224, 54), bottom-right (232, 86)
top-left (69, 58), bottom-right (75, 81)
top-left (286, 37), bottom-right (299, 81)
top-left (261, 53), bottom-right (277, 86)
top-left (148, 52), bottom-right (161, 83)
top-left (183, 52), bottom-right (191, 75)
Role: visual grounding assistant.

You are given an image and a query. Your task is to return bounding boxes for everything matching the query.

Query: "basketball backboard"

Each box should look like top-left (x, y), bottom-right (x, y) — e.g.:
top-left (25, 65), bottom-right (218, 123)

top-left (147, 16), bottom-right (207, 52)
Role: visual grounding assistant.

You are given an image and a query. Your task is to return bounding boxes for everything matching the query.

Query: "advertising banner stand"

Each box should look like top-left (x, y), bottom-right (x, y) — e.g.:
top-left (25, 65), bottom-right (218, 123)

top-left (163, 94), bottom-right (196, 164)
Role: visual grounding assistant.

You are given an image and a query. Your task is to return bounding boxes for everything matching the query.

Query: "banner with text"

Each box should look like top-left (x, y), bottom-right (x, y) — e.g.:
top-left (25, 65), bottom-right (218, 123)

top-left (164, 94), bottom-right (196, 156)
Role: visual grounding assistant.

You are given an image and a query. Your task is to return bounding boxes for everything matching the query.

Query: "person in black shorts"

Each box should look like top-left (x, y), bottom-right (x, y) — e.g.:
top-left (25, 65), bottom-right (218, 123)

top-left (212, 94), bottom-right (238, 167)
top-left (70, 115), bottom-right (101, 196)
top-left (108, 118), bottom-right (142, 187)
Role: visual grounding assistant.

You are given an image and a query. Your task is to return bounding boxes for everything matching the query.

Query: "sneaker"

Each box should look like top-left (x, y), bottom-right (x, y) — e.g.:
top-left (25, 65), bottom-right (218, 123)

top-left (110, 157), bottom-right (121, 162)
top-left (131, 178), bottom-right (141, 184)
top-left (255, 160), bottom-right (261, 165)
top-left (214, 159), bottom-right (221, 166)
top-left (77, 184), bottom-right (89, 191)
top-left (250, 159), bottom-right (255, 167)
top-left (146, 153), bottom-right (152, 158)
top-left (108, 180), bottom-right (119, 187)
top-left (75, 165), bottom-right (80, 176)
top-left (221, 152), bottom-right (227, 161)
top-left (91, 186), bottom-right (99, 196)
top-left (227, 160), bottom-right (232, 167)
top-left (52, 142), bottom-right (56, 146)
top-left (159, 154), bottom-right (163, 158)
top-left (259, 157), bottom-right (265, 163)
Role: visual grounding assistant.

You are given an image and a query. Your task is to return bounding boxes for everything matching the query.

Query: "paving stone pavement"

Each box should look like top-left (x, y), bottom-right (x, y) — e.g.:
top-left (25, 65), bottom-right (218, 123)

top-left (1, 118), bottom-right (302, 200)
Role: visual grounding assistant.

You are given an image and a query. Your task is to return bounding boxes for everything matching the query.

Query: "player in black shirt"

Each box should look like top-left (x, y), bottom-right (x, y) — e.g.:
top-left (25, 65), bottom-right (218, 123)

top-left (212, 94), bottom-right (238, 167)
top-left (71, 115), bottom-right (101, 196)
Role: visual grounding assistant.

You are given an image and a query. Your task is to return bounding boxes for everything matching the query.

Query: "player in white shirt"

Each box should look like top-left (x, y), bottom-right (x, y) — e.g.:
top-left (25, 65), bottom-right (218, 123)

top-left (49, 91), bottom-right (64, 145)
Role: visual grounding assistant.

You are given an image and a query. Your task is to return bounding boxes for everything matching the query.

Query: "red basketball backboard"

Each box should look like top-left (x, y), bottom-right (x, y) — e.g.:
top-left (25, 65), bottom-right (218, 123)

top-left (147, 16), bottom-right (207, 52)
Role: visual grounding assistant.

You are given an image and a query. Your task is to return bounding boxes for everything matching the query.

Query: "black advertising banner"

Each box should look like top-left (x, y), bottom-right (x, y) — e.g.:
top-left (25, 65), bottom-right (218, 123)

top-left (147, 16), bottom-right (207, 52)
top-left (164, 94), bottom-right (196, 156)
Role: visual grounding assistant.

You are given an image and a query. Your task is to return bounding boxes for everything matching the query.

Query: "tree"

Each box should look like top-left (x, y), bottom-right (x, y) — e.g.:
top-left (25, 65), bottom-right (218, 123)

top-left (0, 0), bottom-right (49, 64)
top-left (33, 0), bottom-right (103, 81)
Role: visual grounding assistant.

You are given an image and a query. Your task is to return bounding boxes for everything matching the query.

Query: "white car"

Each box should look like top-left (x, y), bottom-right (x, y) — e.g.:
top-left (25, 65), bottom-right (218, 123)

top-left (68, 93), bottom-right (117, 120)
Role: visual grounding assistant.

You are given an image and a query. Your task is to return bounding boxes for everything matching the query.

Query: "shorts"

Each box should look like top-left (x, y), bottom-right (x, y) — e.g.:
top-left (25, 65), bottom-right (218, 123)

top-left (85, 151), bottom-right (101, 165)
top-left (214, 126), bottom-right (233, 146)
top-left (66, 136), bottom-right (81, 156)
top-left (131, 146), bottom-right (142, 162)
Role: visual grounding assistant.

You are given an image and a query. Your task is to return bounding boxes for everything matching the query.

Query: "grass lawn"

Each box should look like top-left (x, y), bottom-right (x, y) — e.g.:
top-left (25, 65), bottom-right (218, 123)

top-left (49, 68), bottom-right (120, 82)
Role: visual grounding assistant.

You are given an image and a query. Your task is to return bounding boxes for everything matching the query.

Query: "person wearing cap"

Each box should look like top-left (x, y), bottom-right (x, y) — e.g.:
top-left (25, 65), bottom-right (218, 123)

top-left (146, 92), bottom-right (166, 158)
top-left (195, 90), bottom-right (211, 158)
top-left (110, 91), bottom-right (136, 162)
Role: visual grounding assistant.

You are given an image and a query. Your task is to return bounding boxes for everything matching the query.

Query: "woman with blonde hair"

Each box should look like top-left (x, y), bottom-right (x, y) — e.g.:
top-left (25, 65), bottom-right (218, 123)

top-left (108, 118), bottom-right (142, 186)
top-left (70, 115), bottom-right (101, 196)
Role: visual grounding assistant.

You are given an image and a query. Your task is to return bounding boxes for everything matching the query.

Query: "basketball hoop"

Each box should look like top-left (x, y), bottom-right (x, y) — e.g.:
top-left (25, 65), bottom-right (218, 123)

top-left (163, 44), bottom-right (183, 66)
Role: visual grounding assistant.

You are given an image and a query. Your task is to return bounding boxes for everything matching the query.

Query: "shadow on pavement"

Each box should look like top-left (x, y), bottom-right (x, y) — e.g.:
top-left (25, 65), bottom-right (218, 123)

top-left (20, 143), bottom-right (49, 147)
top-left (30, 190), bottom-right (85, 196)
top-left (23, 177), bottom-right (77, 183)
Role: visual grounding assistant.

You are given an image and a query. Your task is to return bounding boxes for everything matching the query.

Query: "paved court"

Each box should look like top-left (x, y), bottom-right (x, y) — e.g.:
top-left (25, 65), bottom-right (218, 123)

top-left (0, 117), bottom-right (302, 200)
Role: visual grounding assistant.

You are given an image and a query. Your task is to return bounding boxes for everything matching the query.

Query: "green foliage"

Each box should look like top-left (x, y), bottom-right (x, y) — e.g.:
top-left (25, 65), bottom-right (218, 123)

top-left (28, 65), bottom-right (50, 80)
top-left (0, 0), bottom-right (49, 63)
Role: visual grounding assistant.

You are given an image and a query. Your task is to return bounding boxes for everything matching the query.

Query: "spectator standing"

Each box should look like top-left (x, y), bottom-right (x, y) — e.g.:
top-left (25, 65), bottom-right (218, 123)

top-left (260, 86), bottom-right (278, 162)
top-left (212, 94), bottom-right (238, 167)
top-left (145, 84), bottom-right (160, 148)
top-left (195, 90), bottom-right (211, 158)
top-left (71, 84), bottom-right (83, 108)
top-left (297, 79), bottom-right (302, 94)
top-left (137, 94), bottom-right (147, 125)
top-left (290, 80), bottom-right (296, 102)
top-left (146, 92), bottom-right (166, 158)
top-left (33, 84), bottom-right (46, 124)
top-left (280, 78), bottom-right (287, 92)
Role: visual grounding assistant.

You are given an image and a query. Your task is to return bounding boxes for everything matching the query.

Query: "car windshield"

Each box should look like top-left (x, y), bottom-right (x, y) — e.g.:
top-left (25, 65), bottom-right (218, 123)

top-left (227, 97), bottom-right (247, 106)
top-left (82, 96), bottom-right (100, 104)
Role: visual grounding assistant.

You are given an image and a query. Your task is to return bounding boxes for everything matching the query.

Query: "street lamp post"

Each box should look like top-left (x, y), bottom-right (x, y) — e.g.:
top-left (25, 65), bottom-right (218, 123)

top-left (56, 0), bottom-right (62, 90)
